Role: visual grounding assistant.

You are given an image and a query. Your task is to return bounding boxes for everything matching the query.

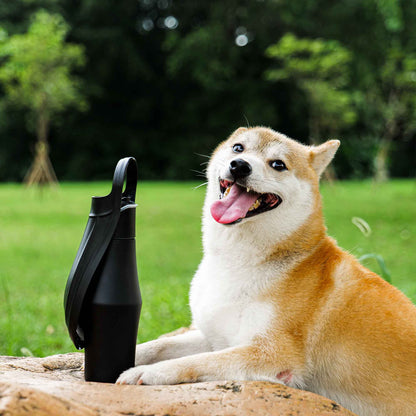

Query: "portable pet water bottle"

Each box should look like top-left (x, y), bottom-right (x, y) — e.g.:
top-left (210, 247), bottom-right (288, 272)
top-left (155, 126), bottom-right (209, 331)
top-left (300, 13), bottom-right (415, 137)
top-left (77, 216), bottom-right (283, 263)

top-left (64, 157), bottom-right (142, 383)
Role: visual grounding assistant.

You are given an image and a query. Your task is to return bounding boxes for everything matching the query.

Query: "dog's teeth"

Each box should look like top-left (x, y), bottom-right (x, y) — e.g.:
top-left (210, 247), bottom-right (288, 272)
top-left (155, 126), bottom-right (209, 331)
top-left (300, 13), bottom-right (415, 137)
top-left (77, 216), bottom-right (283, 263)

top-left (249, 199), bottom-right (261, 211)
top-left (224, 187), bottom-right (231, 197)
top-left (246, 187), bottom-right (250, 193)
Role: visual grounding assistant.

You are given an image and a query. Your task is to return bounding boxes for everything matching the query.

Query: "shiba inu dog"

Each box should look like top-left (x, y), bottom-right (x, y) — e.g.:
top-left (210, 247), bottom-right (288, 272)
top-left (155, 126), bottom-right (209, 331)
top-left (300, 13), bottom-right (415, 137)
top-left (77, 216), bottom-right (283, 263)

top-left (117, 127), bottom-right (416, 416)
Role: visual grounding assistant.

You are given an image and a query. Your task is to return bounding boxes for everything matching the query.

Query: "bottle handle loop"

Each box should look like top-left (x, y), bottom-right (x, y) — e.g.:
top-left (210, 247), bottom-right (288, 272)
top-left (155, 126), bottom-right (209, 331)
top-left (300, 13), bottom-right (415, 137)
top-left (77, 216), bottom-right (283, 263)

top-left (111, 157), bottom-right (138, 208)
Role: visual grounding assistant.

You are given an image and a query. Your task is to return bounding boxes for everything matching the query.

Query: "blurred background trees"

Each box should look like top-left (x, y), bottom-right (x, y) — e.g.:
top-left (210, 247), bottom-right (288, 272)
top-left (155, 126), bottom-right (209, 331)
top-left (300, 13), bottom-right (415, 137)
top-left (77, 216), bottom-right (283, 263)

top-left (265, 33), bottom-right (357, 144)
top-left (0, 0), bottom-right (414, 182)
top-left (0, 10), bottom-right (86, 185)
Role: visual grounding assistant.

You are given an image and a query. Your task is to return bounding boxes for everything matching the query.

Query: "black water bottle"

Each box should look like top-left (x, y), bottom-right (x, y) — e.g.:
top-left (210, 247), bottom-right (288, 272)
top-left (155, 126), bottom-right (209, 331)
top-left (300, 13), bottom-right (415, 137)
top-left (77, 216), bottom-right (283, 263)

top-left (64, 157), bottom-right (142, 383)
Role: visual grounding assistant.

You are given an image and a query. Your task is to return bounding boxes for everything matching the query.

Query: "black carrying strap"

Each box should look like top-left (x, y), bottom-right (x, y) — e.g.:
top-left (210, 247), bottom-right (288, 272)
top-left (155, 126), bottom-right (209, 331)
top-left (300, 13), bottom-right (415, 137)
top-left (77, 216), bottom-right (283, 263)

top-left (64, 157), bottom-right (138, 349)
top-left (89, 157), bottom-right (138, 217)
top-left (111, 157), bottom-right (138, 208)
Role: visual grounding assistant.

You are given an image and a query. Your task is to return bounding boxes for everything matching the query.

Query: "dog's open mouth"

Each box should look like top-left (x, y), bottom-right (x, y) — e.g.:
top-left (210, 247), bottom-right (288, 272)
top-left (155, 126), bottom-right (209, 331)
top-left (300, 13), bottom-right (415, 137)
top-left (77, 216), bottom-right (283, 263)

top-left (210, 179), bottom-right (282, 225)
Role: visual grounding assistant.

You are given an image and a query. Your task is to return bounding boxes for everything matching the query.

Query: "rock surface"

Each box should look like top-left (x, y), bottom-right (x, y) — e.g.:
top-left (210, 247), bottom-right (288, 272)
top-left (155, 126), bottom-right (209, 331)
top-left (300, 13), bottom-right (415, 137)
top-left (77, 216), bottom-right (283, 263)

top-left (0, 353), bottom-right (356, 416)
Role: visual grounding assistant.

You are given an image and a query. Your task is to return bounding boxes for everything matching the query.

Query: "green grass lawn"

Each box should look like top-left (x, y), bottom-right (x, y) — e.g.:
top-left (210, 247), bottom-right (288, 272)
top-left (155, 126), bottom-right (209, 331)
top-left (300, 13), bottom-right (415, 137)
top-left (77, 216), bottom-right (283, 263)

top-left (0, 180), bottom-right (415, 357)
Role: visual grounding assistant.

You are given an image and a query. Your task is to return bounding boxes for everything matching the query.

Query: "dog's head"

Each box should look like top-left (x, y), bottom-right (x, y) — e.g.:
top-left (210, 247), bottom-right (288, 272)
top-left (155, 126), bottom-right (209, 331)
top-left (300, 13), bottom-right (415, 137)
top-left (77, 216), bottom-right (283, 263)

top-left (205, 127), bottom-right (339, 237)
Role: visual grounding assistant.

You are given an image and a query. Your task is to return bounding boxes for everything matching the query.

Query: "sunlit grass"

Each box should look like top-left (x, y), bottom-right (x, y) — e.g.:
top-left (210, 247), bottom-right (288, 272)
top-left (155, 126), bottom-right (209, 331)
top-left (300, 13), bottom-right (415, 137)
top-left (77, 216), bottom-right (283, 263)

top-left (322, 180), bottom-right (416, 299)
top-left (0, 179), bottom-right (415, 357)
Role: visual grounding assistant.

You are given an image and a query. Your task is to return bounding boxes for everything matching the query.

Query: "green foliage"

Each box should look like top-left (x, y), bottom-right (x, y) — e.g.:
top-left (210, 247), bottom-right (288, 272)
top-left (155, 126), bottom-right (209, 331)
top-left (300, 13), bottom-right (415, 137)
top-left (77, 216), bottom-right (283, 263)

top-left (378, 46), bottom-right (416, 134)
top-left (359, 253), bottom-right (392, 283)
top-left (368, 44), bottom-right (416, 180)
top-left (376, 0), bottom-right (403, 32)
top-left (266, 33), bottom-right (351, 87)
top-left (351, 216), bottom-right (392, 282)
top-left (266, 33), bottom-right (357, 139)
top-left (0, 10), bottom-right (86, 127)
top-left (165, 27), bottom-right (236, 91)
top-left (0, 0), bottom-right (415, 181)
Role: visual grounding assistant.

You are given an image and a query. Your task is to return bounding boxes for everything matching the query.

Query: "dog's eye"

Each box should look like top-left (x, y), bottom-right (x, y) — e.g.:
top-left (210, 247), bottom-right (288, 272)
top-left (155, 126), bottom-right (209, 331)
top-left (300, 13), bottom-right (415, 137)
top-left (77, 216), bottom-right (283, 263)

top-left (232, 143), bottom-right (244, 153)
top-left (270, 160), bottom-right (287, 171)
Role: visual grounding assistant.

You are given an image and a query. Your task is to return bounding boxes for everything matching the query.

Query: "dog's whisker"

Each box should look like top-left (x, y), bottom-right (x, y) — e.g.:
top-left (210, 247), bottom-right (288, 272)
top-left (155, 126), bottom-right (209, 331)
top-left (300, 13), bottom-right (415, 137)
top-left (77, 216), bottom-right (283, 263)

top-left (194, 152), bottom-right (211, 159)
top-left (243, 114), bottom-right (251, 128)
top-left (193, 182), bottom-right (208, 190)
top-left (191, 169), bottom-right (207, 177)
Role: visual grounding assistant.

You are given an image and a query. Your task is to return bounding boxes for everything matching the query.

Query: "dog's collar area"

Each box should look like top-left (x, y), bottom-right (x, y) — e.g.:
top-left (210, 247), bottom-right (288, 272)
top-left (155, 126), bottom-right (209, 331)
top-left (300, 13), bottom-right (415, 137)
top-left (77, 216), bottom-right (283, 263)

top-left (212, 178), bottom-right (282, 225)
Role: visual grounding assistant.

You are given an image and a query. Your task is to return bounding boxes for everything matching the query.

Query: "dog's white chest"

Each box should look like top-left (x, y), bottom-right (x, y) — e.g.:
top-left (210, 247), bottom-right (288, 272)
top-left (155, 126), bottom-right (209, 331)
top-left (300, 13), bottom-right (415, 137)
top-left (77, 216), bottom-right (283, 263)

top-left (190, 258), bottom-right (274, 350)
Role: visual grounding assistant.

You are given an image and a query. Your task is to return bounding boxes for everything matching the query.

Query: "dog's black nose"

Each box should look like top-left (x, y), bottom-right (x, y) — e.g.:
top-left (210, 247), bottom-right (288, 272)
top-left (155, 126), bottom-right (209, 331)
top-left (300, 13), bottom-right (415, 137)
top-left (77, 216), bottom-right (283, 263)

top-left (229, 158), bottom-right (252, 179)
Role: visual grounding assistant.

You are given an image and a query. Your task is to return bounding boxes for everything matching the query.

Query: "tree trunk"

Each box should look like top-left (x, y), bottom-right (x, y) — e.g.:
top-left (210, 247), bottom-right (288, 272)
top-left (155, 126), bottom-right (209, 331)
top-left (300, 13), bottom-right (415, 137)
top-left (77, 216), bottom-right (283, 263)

top-left (374, 137), bottom-right (391, 183)
top-left (24, 105), bottom-right (58, 186)
top-left (37, 103), bottom-right (49, 146)
top-left (374, 88), bottom-right (401, 183)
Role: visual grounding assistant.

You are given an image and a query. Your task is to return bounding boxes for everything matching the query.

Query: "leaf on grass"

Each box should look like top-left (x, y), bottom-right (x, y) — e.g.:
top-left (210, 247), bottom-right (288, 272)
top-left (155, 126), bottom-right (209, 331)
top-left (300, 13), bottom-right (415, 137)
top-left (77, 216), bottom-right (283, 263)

top-left (352, 216), bottom-right (372, 237)
top-left (20, 347), bottom-right (34, 357)
top-left (359, 253), bottom-right (392, 283)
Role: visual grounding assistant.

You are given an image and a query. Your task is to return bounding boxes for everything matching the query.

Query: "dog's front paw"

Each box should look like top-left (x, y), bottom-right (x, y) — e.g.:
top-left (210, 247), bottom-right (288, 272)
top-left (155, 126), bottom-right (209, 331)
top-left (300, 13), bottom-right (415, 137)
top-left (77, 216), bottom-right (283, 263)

top-left (116, 365), bottom-right (145, 385)
top-left (116, 362), bottom-right (182, 385)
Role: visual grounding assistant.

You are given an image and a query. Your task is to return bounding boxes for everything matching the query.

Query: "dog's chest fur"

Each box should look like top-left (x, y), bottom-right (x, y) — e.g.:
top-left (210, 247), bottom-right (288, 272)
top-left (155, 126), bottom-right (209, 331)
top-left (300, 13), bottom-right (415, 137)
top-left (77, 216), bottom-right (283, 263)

top-left (190, 254), bottom-right (277, 351)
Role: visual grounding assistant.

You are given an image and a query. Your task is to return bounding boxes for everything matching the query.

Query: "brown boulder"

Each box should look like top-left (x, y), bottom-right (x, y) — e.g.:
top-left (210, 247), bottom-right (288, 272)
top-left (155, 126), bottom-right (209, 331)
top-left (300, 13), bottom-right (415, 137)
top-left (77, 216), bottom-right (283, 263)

top-left (0, 353), bottom-right (356, 415)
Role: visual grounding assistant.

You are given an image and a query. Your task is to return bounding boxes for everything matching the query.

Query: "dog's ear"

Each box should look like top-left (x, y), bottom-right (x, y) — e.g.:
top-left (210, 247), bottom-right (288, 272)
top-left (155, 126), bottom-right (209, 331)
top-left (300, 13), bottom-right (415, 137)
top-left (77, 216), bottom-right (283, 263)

top-left (309, 140), bottom-right (340, 177)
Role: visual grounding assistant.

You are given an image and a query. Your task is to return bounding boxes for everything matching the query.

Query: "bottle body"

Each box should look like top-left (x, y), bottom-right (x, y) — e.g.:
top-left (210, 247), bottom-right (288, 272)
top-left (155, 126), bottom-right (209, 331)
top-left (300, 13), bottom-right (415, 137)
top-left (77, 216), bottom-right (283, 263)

top-left (82, 206), bottom-right (141, 383)
top-left (84, 302), bottom-right (140, 382)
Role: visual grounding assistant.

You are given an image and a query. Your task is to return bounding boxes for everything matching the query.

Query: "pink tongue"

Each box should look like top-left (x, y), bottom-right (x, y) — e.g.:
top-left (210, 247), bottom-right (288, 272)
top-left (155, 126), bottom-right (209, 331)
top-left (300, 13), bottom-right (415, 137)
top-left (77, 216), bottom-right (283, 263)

top-left (211, 184), bottom-right (259, 224)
